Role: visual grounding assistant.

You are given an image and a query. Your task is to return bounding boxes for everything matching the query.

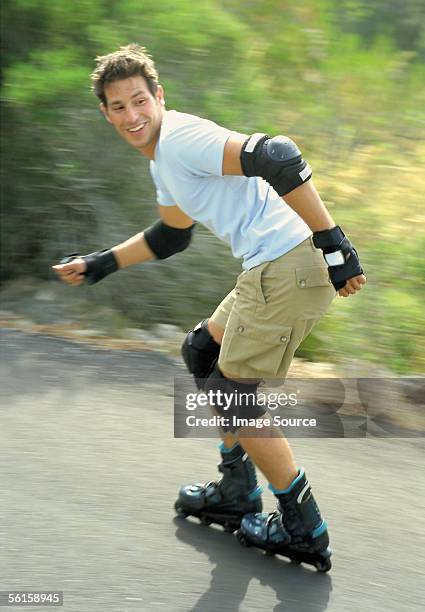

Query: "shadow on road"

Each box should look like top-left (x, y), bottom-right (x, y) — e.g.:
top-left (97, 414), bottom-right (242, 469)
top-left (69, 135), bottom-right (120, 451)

top-left (174, 517), bottom-right (332, 612)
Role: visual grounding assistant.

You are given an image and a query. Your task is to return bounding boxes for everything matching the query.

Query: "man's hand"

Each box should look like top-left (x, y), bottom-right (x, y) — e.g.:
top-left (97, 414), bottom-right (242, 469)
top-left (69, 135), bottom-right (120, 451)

top-left (52, 249), bottom-right (118, 285)
top-left (52, 257), bottom-right (87, 286)
top-left (337, 273), bottom-right (366, 298)
top-left (312, 226), bottom-right (367, 298)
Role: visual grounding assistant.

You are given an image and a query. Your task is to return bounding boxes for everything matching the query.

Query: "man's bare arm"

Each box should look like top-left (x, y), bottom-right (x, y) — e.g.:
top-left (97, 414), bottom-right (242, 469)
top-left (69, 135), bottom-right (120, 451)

top-left (52, 204), bottom-right (194, 285)
top-left (223, 134), bottom-right (334, 230)
top-left (113, 204), bottom-right (194, 268)
top-left (158, 204), bottom-right (194, 228)
top-left (222, 134), bottom-right (366, 297)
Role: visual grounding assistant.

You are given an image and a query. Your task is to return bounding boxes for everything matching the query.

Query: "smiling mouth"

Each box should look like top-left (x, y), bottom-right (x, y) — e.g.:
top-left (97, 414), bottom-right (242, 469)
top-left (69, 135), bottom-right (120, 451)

top-left (127, 122), bottom-right (147, 134)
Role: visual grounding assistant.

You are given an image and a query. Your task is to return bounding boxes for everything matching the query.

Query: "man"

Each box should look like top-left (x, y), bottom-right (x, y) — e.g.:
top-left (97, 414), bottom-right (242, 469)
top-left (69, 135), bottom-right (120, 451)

top-left (53, 44), bottom-right (366, 572)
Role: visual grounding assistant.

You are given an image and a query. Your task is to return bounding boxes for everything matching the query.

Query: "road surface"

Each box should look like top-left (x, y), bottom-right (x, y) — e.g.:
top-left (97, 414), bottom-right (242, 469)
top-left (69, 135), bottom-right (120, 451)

top-left (0, 329), bottom-right (424, 611)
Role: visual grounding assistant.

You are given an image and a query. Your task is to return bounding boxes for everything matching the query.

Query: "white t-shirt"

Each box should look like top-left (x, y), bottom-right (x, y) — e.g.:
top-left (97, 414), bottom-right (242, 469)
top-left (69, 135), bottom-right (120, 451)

top-left (149, 110), bottom-right (311, 269)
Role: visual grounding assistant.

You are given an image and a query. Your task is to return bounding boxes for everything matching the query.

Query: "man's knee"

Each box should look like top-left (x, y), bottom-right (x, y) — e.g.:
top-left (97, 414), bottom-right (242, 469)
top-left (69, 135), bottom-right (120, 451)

top-left (181, 319), bottom-right (221, 389)
top-left (207, 319), bottom-right (225, 345)
top-left (204, 363), bottom-right (267, 433)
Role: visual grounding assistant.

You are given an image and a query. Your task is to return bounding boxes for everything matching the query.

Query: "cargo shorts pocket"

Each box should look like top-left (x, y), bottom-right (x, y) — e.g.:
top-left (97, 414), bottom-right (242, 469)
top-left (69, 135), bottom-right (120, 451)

top-left (295, 265), bottom-right (332, 289)
top-left (294, 265), bottom-right (336, 318)
top-left (219, 319), bottom-right (293, 378)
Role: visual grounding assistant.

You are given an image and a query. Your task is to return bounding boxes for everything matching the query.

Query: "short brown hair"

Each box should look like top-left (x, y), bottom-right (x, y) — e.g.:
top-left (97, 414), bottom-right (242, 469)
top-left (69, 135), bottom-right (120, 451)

top-left (91, 44), bottom-right (159, 105)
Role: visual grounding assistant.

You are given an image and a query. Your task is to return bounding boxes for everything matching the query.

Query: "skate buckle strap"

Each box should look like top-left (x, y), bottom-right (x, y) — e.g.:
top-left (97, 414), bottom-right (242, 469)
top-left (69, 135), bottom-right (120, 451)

top-left (202, 481), bottom-right (224, 503)
top-left (247, 486), bottom-right (263, 501)
top-left (297, 482), bottom-right (311, 504)
top-left (312, 520), bottom-right (328, 539)
top-left (266, 511), bottom-right (279, 538)
top-left (266, 511), bottom-right (290, 544)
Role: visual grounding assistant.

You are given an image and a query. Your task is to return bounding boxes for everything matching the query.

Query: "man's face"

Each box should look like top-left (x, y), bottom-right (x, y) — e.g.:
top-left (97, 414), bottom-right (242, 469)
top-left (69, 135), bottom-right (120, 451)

top-left (101, 76), bottom-right (165, 159)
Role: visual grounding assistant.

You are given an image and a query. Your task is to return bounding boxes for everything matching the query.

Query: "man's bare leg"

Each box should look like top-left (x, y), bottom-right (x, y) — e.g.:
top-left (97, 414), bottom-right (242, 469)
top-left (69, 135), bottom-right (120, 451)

top-left (209, 319), bottom-right (298, 488)
top-left (236, 421), bottom-right (298, 490)
top-left (207, 319), bottom-right (239, 449)
top-left (176, 317), bottom-right (262, 528)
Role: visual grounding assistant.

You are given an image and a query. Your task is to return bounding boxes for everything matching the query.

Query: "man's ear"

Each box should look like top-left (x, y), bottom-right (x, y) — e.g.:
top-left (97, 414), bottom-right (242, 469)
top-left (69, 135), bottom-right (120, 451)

top-left (100, 102), bottom-right (113, 124)
top-left (156, 84), bottom-right (165, 106)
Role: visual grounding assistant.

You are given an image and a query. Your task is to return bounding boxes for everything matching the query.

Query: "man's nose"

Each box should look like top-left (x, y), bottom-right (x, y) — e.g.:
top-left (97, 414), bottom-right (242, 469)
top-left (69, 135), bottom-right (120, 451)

top-left (124, 106), bottom-right (140, 124)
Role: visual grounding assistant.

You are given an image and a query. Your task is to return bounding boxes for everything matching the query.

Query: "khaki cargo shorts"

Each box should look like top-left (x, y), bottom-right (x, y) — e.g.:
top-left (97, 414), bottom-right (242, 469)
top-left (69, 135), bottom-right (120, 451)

top-left (209, 237), bottom-right (336, 380)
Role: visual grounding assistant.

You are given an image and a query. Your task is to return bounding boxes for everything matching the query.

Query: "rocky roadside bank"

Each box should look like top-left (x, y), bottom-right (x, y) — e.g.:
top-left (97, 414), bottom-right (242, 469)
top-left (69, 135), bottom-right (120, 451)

top-left (1, 278), bottom-right (423, 436)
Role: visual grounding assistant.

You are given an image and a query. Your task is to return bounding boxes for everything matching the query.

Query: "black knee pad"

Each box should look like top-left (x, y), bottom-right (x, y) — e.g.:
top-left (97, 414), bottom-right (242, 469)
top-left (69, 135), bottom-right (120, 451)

top-left (204, 364), bottom-right (267, 433)
top-left (181, 319), bottom-right (221, 390)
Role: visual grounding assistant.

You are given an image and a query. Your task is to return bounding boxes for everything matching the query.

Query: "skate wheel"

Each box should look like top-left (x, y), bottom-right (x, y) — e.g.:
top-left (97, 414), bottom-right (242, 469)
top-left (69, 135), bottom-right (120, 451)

top-left (174, 501), bottom-right (188, 518)
top-left (290, 557), bottom-right (301, 565)
top-left (236, 530), bottom-right (252, 547)
top-left (200, 515), bottom-right (212, 526)
top-left (314, 557), bottom-right (332, 573)
top-left (224, 522), bottom-right (236, 534)
top-left (264, 549), bottom-right (275, 557)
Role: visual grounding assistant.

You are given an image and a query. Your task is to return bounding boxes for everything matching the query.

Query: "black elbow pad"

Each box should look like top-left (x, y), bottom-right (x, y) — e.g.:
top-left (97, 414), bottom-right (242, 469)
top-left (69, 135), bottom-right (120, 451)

top-left (144, 220), bottom-right (196, 259)
top-left (240, 133), bottom-right (312, 196)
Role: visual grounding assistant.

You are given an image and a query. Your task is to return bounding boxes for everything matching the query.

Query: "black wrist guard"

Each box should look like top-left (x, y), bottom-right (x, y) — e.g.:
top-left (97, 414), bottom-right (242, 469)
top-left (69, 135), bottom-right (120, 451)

top-left (144, 220), bottom-right (195, 259)
top-left (60, 249), bottom-right (118, 284)
top-left (312, 226), bottom-right (363, 291)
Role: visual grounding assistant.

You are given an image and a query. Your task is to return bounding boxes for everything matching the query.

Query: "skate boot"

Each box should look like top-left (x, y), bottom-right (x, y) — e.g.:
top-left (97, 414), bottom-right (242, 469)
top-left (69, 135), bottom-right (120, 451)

top-left (175, 442), bottom-right (262, 533)
top-left (237, 469), bottom-right (332, 572)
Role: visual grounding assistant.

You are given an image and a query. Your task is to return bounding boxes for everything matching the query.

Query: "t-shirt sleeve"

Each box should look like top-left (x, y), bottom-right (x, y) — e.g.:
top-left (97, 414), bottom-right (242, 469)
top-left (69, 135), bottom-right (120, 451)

top-left (162, 117), bottom-right (232, 178)
top-left (149, 161), bottom-right (177, 206)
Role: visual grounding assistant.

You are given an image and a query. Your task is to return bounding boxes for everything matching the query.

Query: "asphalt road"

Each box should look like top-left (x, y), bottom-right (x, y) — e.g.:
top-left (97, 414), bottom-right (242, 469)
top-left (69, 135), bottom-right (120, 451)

top-left (0, 329), bottom-right (424, 612)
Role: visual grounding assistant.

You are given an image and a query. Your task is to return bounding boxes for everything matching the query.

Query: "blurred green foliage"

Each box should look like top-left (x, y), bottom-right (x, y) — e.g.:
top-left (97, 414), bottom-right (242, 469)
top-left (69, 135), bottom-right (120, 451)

top-left (1, 0), bottom-right (424, 374)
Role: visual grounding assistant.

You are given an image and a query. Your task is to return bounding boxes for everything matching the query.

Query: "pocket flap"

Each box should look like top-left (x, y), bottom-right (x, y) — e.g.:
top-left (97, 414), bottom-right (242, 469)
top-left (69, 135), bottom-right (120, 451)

top-left (221, 322), bottom-right (294, 376)
top-left (295, 266), bottom-right (331, 288)
top-left (233, 321), bottom-right (293, 346)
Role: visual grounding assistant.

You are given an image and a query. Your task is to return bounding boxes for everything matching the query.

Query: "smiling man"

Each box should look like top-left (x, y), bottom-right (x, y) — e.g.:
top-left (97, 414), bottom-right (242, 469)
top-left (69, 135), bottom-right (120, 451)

top-left (100, 76), bottom-right (164, 157)
top-left (53, 44), bottom-right (366, 572)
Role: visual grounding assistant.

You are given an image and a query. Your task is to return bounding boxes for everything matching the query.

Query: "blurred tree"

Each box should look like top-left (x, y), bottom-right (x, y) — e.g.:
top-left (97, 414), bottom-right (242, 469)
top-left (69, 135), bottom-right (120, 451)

top-left (1, 0), bottom-right (424, 373)
top-left (335, 0), bottom-right (425, 60)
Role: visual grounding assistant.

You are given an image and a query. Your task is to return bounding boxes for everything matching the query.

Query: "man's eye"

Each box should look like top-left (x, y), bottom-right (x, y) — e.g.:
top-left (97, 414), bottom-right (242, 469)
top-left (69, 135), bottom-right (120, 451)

top-left (112, 106), bottom-right (124, 112)
top-left (137, 99), bottom-right (146, 105)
